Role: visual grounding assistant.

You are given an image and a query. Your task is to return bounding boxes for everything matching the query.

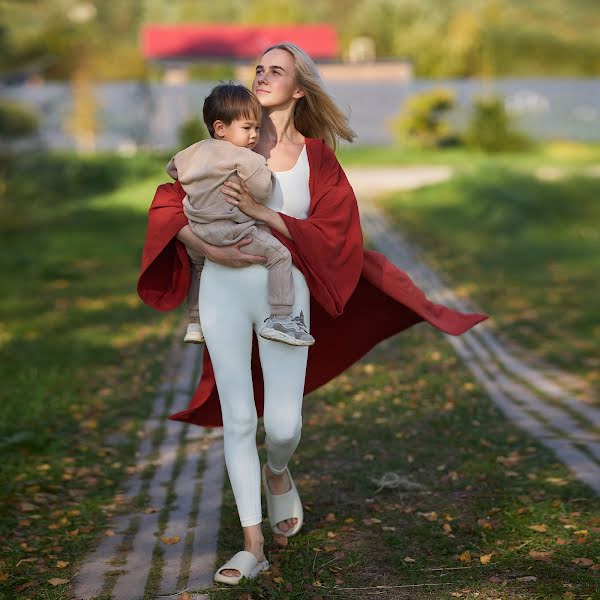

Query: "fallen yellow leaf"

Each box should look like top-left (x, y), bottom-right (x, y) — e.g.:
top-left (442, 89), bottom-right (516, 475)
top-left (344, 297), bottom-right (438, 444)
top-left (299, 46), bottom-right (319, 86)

top-left (161, 536), bottom-right (180, 545)
top-left (459, 550), bottom-right (471, 563)
top-left (273, 576), bottom-right (284, 583)
top-left (48, 578), bottom-right (69, 586)
top-left (479, 553), bottom-right (493, 565)
top-left (418, 511), bottom-right (438, 522)
top-left (56, 561), bottom-right (69, 568)
top-left (528, 524), bottom-right (548, 533)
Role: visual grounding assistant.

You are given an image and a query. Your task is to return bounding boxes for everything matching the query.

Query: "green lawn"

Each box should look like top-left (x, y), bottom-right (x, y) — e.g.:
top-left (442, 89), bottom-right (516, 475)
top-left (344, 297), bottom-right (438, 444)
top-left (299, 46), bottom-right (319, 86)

top-left (375, 157), bottom-right (600, 399)
top-left (0, 151), bottom-right (180, 599)
top-left (338, 140), bottom-right (600, 171)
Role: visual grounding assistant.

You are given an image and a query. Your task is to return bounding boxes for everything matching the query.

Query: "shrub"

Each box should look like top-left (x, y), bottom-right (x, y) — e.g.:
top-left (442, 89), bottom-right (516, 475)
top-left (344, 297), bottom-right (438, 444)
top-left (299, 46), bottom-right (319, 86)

top-left (392, 88), bottom-right (460, 148)
top-left (178, 116), bottom-right (209, 149)
top-left (0, 100), bottom-right (39, 138)
top-left (465, 96), bottom-right (532, 152)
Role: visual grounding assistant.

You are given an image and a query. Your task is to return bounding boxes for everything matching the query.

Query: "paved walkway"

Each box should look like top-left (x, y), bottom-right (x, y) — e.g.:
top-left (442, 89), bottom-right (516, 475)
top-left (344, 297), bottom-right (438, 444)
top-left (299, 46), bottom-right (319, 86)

top-left (72, 166), bottom-right (599, 600)
top-left (72, 332), bottom-right (222, 600)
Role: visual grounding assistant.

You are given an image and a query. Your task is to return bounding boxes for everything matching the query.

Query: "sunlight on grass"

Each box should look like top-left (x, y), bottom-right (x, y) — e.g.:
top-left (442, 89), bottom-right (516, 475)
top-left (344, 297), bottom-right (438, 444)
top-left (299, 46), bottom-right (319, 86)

top-left (380, 167), bottom-right (600, 396)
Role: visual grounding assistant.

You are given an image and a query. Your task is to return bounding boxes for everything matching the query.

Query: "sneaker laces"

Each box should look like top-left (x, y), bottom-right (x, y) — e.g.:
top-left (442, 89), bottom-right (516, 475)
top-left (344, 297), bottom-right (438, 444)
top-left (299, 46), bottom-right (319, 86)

top-left (292, 311), bottom-right (306, 326)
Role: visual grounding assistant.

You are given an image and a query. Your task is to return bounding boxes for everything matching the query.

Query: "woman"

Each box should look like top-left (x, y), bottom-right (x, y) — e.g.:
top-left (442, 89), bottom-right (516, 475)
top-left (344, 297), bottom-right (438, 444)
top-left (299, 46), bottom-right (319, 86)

top-left (137, 42), bottom-right (488, 585)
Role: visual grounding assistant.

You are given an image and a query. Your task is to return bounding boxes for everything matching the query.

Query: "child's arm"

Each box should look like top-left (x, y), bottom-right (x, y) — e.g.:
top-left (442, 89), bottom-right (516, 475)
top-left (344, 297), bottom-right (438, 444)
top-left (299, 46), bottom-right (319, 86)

top-left (165, 156), bottom-right (178, 180)
top-left (237, 154), bottom-right (275, 204)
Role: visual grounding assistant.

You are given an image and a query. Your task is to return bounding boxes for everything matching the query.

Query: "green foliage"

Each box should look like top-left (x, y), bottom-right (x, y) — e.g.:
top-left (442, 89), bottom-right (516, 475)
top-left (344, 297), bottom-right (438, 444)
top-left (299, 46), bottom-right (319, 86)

top-left (465, 96), bottom-right (532, 152)
top-left (187, 62), bottom-right (236, 81)
top-left (178, 116), bottom-right (209, 150)
top-left (392, 88), bottom-right (460, 149)
top-left (0, 100), bottom-right (39, 138)
top-left (2, 0), bottom-right (600, 80)
top-left (0, 151), bottom-right (165, 231)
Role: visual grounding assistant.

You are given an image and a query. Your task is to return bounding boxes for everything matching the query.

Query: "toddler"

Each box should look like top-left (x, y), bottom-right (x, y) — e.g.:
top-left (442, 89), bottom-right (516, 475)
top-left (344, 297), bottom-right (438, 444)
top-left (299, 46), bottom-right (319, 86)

top-left (166, 83), bottom-right (315, 348)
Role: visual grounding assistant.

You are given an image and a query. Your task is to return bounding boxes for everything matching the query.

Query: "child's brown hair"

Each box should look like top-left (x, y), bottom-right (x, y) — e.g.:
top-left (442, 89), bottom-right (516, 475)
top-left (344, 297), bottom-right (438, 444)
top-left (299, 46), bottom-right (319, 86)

top-left (203, 82), bottom-right (262, 138)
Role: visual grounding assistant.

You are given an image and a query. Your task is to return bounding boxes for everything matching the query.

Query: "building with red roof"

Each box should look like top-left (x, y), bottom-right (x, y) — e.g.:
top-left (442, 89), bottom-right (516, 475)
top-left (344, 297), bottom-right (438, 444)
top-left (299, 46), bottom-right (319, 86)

top-left (141, 24), bottom-right (339, 62)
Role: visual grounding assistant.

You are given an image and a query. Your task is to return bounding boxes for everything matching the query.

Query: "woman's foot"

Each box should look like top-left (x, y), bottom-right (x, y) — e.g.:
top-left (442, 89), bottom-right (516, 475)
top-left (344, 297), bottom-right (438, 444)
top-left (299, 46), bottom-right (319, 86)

top-left (264, 464), bottom-right (299, 533)
top-left (218, 535), bottom-right (265, 578)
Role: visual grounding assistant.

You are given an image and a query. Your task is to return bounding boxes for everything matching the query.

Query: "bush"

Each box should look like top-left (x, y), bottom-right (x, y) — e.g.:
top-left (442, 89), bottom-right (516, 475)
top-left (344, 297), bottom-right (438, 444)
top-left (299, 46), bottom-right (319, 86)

top-left (465, 96), bottom-right (532, 152)
top-left (0, 100), bottom-right (39, 138)
top-left (392, 88), bottom-right (460, 149)
top-left (178, 116), bottom-right (209, 149)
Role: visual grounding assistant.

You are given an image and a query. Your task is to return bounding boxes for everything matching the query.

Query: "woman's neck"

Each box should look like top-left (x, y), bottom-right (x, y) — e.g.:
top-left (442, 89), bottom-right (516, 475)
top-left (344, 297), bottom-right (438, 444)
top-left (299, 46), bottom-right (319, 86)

top-left (260, 103), bottom-right (303, 146)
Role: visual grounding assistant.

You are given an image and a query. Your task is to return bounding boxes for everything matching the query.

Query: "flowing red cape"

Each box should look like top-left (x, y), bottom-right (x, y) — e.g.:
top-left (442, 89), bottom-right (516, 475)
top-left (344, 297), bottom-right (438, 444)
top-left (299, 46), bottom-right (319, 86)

top-left (137, 137), bottom-right (489, 427)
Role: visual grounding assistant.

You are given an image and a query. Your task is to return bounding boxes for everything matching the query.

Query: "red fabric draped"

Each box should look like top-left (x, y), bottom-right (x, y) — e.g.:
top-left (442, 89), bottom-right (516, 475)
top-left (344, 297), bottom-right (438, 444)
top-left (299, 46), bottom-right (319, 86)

top-left (137, 137), bottom-right (488, 427)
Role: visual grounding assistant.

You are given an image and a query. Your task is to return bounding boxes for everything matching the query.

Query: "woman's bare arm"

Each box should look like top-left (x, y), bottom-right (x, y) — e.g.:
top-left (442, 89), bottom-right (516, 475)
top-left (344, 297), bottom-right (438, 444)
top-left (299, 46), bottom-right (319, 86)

top-left (176, 224), bottom-right (267, 268)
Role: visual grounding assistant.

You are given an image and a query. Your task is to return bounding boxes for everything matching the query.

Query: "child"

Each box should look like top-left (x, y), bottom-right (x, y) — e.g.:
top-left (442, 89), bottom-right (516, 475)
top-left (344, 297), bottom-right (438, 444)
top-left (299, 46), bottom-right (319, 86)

top-left (166, 83), bottom-right (315, 348)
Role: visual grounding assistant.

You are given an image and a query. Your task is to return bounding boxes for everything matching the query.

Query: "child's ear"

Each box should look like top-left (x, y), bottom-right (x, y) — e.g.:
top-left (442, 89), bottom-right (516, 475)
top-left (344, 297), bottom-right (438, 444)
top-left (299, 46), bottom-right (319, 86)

top-left (213, 120), bottom-right (225, 138)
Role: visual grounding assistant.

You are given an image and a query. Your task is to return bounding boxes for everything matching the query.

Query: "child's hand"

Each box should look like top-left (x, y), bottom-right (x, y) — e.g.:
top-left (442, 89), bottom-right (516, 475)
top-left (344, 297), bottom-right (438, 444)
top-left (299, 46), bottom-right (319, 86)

top-left (221, 181), bottom-right (268, 221)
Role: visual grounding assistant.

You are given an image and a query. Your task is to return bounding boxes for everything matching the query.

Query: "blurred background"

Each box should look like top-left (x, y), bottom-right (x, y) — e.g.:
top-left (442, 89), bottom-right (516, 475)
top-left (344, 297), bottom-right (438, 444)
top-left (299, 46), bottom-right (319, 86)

top-left (1, 0), bottom-right (599, 151)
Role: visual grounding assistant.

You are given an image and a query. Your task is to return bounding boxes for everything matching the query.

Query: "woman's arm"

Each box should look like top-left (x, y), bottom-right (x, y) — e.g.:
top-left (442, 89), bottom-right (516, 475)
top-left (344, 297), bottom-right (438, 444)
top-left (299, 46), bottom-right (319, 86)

top-left (176, 224), bottom-right (267, 268)
top-left (221, 181), bottom-right (292, 239)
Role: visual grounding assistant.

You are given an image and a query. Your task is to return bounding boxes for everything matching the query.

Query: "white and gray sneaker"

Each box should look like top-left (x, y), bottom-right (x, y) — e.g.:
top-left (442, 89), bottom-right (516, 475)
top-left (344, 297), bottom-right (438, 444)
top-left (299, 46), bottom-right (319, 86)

top-left (184, 322), bottom-right (205, 344)
top-left (259, 311), bottom-right (315, 347)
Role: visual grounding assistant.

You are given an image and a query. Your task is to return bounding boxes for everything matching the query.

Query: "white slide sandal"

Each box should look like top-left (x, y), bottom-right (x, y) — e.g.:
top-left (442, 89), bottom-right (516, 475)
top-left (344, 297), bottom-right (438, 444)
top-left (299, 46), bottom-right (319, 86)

top-left (213, 550), bottom-right (270, 585)
top-left (262, 464), bottom-right (304, 537)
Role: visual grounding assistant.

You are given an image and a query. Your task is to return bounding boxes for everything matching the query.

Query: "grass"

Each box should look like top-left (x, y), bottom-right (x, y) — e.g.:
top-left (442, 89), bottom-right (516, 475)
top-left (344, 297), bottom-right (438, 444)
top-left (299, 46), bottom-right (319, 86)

top-left (337, 140), bottom-right (600, 171)
top-left (210, 326), bottom-right (600, 599)
top-left (376, 163), bottom-right (600, 399)
top-left (0, 151), bottom-right (180, 599)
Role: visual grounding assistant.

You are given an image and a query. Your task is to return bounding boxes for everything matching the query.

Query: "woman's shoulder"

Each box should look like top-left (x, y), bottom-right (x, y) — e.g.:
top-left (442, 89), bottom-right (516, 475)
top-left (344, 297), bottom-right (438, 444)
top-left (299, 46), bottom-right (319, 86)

top-left (305, 137), bottom-right (338, 166)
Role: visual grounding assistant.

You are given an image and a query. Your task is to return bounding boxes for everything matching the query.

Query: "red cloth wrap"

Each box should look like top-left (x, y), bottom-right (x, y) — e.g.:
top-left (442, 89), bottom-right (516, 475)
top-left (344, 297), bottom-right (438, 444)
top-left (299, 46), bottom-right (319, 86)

top-left (137, 138), bottom-right (489, 427)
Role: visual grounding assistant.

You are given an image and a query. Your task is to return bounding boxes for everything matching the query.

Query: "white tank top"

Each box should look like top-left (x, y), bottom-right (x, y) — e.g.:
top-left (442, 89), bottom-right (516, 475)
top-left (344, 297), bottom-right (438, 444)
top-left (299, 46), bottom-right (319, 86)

top-left (263, 145), bottom-right (311, 219)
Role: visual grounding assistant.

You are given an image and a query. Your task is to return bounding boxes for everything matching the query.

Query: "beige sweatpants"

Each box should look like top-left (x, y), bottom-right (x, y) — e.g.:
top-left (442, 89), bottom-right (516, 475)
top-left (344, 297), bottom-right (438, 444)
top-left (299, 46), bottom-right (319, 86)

top-left (185, 221), bottom-right (294, 323)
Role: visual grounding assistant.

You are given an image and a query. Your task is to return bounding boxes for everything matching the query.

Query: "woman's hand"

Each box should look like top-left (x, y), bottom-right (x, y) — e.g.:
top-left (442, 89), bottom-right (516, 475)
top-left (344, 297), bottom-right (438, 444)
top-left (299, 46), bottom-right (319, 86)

top-left (176, 225), bottom-right (267, 268)
top-left (221, 180), bottom-right (268, 221)
top-left (221, 181), bottom-right (293, 239)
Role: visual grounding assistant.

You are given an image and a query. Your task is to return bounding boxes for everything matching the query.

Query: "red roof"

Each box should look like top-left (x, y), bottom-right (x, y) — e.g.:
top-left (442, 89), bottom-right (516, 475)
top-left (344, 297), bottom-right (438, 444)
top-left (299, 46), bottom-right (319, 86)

top-left (141, 24), bottom-right (338, 61)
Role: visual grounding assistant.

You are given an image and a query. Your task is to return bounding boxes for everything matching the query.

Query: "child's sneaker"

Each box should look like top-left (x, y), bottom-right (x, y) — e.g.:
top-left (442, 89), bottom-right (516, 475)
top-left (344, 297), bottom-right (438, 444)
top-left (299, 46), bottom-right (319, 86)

top-left (259, 311), bottom-right (315, 347)
top-left (184, 322), bottom-right (205, 344)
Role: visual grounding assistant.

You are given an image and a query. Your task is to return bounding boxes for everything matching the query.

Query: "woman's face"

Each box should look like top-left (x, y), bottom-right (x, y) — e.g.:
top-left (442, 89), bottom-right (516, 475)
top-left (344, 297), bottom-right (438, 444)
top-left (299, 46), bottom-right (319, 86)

top-left (252, 48), bottom-right (304, 108)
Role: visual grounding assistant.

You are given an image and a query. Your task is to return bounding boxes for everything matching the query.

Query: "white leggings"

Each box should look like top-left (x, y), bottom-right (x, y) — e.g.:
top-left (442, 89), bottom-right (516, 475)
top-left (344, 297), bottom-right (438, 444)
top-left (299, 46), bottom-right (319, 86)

top-left (199, 260), bottom-right (310, 527)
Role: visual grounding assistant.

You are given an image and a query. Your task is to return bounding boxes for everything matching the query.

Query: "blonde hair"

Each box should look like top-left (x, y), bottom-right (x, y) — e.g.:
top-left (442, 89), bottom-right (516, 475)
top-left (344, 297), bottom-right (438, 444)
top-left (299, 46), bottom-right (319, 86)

top-left (259, 42), bottom-right (357, 151)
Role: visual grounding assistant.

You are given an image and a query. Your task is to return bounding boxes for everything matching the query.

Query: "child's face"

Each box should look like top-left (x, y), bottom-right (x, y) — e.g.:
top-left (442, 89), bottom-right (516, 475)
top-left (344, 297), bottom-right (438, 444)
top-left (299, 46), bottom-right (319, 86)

top-left (214, 118), bottom-right (260, 149)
